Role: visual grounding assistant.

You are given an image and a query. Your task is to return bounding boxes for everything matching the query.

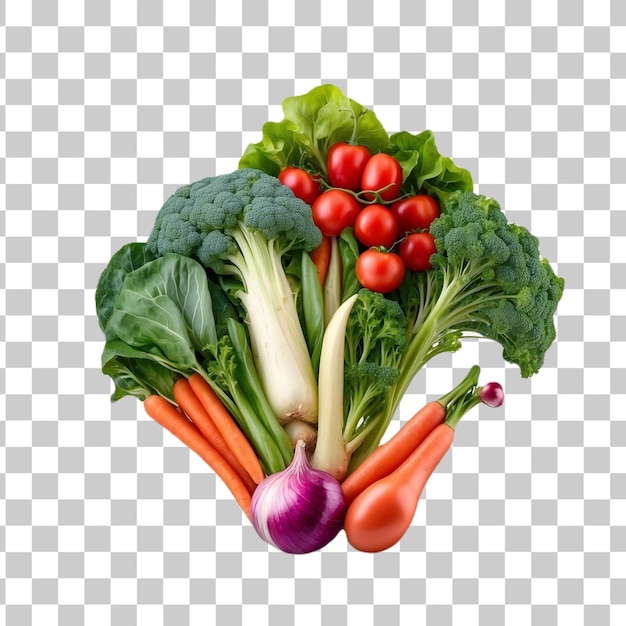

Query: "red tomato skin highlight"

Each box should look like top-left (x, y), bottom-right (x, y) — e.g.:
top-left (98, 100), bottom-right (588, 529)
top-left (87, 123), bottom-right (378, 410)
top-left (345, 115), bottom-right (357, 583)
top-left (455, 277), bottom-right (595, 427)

top-left (354, 204), bottom-right (399, 249)
top-left (391, 194), bottom-right (440, 234)
top-left (355, 249), bottom-right (405, 294)
top-left (311, 189), bottom-right (361, 237)
top-left (327, 143), bottom-right (372, 191)
top-left (399, 232), bottom-right (437, 272)
top-left (278, 167), bottom-right (322, 206)
top-left (360, 154), bottom-right (403, 202)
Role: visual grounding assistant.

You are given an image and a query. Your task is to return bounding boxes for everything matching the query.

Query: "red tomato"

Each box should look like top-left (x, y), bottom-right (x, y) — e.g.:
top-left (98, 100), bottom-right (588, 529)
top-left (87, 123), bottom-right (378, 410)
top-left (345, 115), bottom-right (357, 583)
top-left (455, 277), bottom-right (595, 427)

top-left (398, 232), bottom-right (437, 272)
top-left (327, 142), bottom-right (372, 191)
top-left (355, 249), bottom-right (405, 294)
top-left (311, 189), bottom-right (361, 237)
top-left (278, 167), bottom-right (321, 206)
top-left (391, 194), bottom-right (440, 235)
top-left (360, 154), bottom-right (403, 202)
top-left (354, 204), bottom-right (399, 249)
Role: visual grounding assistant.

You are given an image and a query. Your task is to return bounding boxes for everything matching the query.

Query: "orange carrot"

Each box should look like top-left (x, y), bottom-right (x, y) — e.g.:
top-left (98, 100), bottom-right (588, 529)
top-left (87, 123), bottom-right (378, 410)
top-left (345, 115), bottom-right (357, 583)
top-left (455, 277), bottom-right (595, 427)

top-left (341, 400), bottom-right (446, 505)
top-left (342, 365), bottom-right (483, 505)
top-left (173, 378), bottom-right (257, 495)
top-left (309, 235), bottom-right (333, 286)
top-left (187, 373), bottom-right (265, 484)
top-left (143, 394), bottom-right (252, 518)
top-left (344, 423), bottom-right (455, 553)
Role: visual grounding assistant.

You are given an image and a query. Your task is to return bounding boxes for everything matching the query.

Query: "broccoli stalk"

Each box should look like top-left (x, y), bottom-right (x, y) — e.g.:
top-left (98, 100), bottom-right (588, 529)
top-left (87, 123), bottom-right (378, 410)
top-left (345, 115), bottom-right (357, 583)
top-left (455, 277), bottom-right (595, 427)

top-left (146, 168), bottom-right (323, 426)
top-left (341, 290), bottom-right (408, 451)
top-left (348, 191), bottom-right (564, 470)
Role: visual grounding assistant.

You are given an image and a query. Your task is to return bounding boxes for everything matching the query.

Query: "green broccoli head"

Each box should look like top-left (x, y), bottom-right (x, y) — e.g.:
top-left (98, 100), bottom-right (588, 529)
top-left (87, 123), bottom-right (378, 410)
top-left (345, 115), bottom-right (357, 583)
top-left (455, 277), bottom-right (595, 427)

top-left (146, 168), bottom-right (322, 274)
top-left (342, 292), bottom-right (407, 445)
top-left (345, 288), bottom-right (408, 365)
top-left (428, 190), bottom-right (565, 377)
top-left (344, 361), bottom-right (400, 394)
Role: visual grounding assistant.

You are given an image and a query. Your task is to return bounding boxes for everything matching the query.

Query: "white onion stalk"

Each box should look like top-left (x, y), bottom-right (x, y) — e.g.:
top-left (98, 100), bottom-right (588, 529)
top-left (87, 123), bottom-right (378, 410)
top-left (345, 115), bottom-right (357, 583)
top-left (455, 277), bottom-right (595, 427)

top-left (250, 440), bottom-right (347, 554)
top-left (311, 293), bottom-right (359, 481)
top-left (235, 231), bottom-right (318, 425)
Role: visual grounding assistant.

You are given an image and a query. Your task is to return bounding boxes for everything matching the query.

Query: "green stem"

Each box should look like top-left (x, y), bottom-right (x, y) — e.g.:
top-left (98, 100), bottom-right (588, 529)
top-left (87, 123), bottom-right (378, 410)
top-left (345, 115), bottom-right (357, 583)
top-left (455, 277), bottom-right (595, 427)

top-left (345, 417), bottom-right (380, 455)
top-left (437, 365), bottom-right (481, 409)
top-left (342, 384), bottom-right (378, 441)
top-left (226, 318), bottom-right (294, 468)
top-left (338, 106), bottom-right (363, 145)
top-left (444, 389), bottom-right (482, 430)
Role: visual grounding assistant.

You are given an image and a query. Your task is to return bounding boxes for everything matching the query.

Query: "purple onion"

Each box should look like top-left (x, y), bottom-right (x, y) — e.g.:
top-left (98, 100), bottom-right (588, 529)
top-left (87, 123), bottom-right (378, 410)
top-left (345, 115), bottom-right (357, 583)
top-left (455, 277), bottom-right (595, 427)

top-left (479, 381), bottom-right (504, 408)
top-left (250, 440), bottom-right (347, 554)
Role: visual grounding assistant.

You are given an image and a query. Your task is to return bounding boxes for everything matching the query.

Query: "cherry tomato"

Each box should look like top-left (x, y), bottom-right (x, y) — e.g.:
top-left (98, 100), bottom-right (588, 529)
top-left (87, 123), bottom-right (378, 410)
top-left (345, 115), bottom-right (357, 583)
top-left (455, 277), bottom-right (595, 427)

top-left (355, 249), bottom-right (405, 294)
top-left (398, 232), bottom-right (437, 272)
top-left (311, 189), bottom-right (361, 237)
top-left (354, 204), bottom-right (399, 249)
top-left (360, 153), bottom-right (403, 202)
top-left (327, 142), bottom-right (372, 191)
top-left (278, 167), bottom-right (321, 206)
top-left (391, 194), bottom-right (440, 235)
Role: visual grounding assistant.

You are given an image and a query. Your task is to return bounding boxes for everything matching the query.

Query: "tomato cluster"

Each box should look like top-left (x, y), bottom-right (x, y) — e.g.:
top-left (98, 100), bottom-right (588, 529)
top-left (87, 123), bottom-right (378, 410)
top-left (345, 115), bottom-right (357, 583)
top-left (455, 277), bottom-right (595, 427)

top-left (279, 144), bottom-right (440, 294)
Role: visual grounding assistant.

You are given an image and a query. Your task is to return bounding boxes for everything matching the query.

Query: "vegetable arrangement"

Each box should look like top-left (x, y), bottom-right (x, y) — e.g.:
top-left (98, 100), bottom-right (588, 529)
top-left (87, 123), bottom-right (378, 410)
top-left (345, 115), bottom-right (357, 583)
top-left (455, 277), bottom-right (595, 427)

top-left (96, 85), bottom-right (564, 553)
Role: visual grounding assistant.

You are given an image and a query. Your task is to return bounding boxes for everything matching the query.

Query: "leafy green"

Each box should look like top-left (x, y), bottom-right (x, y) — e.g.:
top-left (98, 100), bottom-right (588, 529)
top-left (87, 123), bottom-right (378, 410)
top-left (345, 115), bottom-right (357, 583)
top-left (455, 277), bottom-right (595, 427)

top-left (239, 84), bottom-right (391, 177)
top-left (342, 290), bottom-right (408, 464)
top-left (110, 281), bottom-right (204, 372)
top-left (101, 340), bottom-right (180, 402)
top-left (96, 250), bottom-right (293, 473)
top-left (389, 130), bottom-right (474, 202)
top-left (145, 168), bottom-right (322, 426)
top-left (349, 191), bottom-right (565, 467)
top-left (95, 242), bottom-right (155, 337)
top-left (113, 254), bottom-right (218, 353)
top-left (238, 84), bottom-right (473, 203)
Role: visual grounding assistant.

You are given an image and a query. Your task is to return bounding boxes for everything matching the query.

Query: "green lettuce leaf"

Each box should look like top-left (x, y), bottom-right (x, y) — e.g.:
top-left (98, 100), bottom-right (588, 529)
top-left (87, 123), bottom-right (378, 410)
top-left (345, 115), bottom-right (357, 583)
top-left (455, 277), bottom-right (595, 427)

top-left (239, 84), bottom-right (391, 177)
top-left (239, 84), bottom-right (473, 203)
top-left (389, 130), bottom-right (474, 202)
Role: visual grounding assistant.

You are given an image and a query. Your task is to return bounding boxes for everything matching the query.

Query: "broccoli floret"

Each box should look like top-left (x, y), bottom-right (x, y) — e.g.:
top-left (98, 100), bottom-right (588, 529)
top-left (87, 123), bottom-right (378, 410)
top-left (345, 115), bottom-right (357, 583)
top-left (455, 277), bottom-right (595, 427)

top-left (147, 168), bottom-right (321, 262)
top-left (344, 288), bottom-right (408, 364)
top-left (425, 191), bottom-right (564, 377)
top-left (145, 168), bottom-right (323, 426)
top-left (349, 191), bottom-right (564, 467)
top-left (147, 169), bottom-right (321, 282)
top-left (341, 289), bottom-right (408, 451)
top-left (343, 362), bottom-right (400, 436)
top-left (197, 229), bottom-right (238, 271)
top-left (393, 190), bottom-right (564, 387)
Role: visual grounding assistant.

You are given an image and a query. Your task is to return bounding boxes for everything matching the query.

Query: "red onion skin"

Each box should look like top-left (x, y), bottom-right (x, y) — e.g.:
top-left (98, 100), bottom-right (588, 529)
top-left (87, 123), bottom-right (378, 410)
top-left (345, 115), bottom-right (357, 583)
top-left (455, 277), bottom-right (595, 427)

top-left (250, 441), bottom-right (347, 554)
top-left (480, 382), bottom-right (504, 408)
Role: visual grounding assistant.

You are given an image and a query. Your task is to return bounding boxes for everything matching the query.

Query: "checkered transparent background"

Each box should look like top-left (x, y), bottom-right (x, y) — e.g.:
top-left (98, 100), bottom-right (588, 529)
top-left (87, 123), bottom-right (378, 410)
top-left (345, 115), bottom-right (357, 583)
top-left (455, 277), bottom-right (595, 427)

top-left (2, 0), bottom-right (626, 624)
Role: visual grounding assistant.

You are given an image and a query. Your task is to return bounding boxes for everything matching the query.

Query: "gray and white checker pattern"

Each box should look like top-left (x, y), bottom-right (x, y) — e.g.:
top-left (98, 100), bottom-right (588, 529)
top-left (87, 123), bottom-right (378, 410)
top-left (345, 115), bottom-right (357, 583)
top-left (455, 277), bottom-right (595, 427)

top-left (2, 0), bottom-right (624, 624)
